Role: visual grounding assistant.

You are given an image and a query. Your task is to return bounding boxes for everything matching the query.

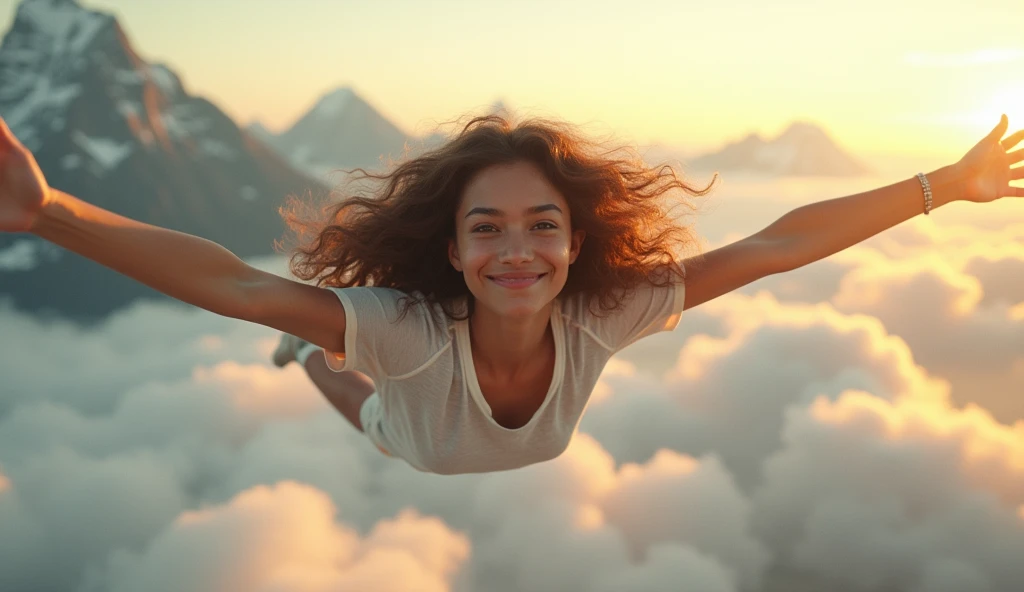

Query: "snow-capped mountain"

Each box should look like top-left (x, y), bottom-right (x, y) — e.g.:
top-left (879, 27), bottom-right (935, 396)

top-left (0, 0), bottom-right (324, 320)
top-left (251, 94), bottom-right (522, 181)
top-left (255, 86), bottom-right (411, 181)
top-left (689, 121), bottom-right (871, 177)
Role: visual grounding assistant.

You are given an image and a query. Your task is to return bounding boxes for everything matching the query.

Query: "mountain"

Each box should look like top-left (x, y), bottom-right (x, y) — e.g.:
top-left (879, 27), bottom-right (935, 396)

top-left (257, 86), bottom-right (411, 182)
top-left (253, 94), bottom-right (523, 181)
top-left (688, 121), bottom-right (871, 177)
top-left (0, 0), bottom-right (324, 321)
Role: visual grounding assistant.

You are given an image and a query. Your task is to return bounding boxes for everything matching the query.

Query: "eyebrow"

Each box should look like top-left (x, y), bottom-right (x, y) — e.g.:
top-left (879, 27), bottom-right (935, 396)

top-left (464, 204), bottom-right (563, 219)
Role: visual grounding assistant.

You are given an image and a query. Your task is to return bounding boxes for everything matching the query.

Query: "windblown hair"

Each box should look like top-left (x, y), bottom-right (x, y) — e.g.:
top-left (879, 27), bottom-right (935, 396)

top-left (277, 113), bottom-right (717, 322)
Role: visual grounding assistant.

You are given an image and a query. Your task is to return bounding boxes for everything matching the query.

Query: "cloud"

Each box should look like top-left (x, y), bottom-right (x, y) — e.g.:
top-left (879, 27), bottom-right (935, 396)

top-left (87, 482), bottom-right (470, 592)
top-left (2, 226), bottom-right (1023, 592)
top-left (585, 289), bottom-right (948, 489)
top-left (742, 215), bottom-right (1024, 424)
top-left (751, 391), bottom-right (1024, 592)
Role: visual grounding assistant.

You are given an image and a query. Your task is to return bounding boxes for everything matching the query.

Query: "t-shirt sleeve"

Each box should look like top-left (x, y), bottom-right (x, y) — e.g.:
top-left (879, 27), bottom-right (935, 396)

top-left (320, 287), bottom-right (442, 381)
top-left (583, 277), bottom-right (686, 353)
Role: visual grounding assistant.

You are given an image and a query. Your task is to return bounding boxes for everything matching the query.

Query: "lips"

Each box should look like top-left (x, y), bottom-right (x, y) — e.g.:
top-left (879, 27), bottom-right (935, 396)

top-left (486, 273), bottom-right (547, 289)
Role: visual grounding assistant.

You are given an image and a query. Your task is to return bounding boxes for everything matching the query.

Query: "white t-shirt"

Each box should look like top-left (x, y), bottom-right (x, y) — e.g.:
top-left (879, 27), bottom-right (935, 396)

top-left (323, 279), bottom-right (685, 474)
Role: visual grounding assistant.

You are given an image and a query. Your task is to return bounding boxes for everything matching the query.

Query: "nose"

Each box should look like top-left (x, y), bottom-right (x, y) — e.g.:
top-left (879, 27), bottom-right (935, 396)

top-left (498, 231), bottom-right (533, 264)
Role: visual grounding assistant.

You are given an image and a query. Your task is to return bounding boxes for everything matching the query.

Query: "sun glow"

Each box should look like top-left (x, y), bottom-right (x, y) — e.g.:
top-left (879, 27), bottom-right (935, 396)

top-left (965, 84), bottom-right (1024, 130)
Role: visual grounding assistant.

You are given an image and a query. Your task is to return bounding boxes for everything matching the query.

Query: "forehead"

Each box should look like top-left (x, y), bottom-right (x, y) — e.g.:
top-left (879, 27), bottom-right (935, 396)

top-left (458, 161), bottom-right (567, 214)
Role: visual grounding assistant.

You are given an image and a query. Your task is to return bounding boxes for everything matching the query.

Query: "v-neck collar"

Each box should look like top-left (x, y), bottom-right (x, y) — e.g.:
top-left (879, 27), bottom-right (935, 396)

top-left (456, 301), bottom-right (565, 432)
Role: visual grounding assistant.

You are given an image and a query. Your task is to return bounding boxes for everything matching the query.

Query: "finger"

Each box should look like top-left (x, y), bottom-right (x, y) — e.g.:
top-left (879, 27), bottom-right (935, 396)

top-left (1010, 185), bottom-right (1024, 198)
top-left (989, 113), bottom-right (1009, 142)
top-left (1012, 166), bottom-right (1024, 181)
top-left (0, 117), bottom-right (13, 146)
top-left (1009, 148), bottom-right (1024, 165)
top-left (1001, 129), bottom-right (1024, 151)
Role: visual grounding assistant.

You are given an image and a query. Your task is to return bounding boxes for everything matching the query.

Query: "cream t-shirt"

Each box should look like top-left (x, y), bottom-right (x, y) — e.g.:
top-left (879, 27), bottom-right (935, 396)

top-left (324, 279), bottom-right (685, 474)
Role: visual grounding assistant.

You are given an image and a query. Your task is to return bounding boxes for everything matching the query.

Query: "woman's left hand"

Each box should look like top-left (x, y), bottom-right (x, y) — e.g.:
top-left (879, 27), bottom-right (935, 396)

top-left (957, 114), bottom-right (1024, 204)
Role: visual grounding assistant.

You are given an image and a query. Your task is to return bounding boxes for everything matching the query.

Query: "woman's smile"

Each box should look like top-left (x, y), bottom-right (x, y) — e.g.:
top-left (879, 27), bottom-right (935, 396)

top-left (487, 273), bottom-right (548, 289)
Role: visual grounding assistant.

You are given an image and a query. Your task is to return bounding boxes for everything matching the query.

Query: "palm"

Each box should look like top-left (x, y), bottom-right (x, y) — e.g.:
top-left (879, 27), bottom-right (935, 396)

top-left (957, 115), bottom-right (1024, 204)
top-left (0, 118), bottom-right (49, 233)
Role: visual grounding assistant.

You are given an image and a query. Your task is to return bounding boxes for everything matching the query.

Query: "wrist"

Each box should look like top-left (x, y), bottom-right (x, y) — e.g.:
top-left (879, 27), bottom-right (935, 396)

top-left (29, 187), bottom-right (61, 236)
top-left (924, 164), bottom-right (964, 210)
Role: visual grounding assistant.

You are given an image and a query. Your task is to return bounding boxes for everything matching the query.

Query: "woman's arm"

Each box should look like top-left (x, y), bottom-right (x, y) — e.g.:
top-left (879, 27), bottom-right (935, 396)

top-left (0, 117), bottom-right (346, 352)
top-left (760, 165), bottom-right (962, 273)
top-left (760, 116), bottom-right (1023, 273)
top-left (680, 116), bottom-right (1023, 311)
top-left (32, 188), bottom-right (258, 319)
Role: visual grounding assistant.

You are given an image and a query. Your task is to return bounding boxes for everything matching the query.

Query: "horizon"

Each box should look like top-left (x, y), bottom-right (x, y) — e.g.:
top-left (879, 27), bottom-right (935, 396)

top-left (0, 0), bottom-right (1020, 162)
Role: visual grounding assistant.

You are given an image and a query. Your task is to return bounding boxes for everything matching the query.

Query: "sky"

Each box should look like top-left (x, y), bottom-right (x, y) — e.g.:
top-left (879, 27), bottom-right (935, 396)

top-left (1, 1), bottom-right (1023, 590)
top-left (0, 0), bottom-right (1021, 159)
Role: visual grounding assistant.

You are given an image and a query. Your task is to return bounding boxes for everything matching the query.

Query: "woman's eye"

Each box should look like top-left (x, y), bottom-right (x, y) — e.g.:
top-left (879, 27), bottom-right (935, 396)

top-left (471, 222), bottom-right (557, 233)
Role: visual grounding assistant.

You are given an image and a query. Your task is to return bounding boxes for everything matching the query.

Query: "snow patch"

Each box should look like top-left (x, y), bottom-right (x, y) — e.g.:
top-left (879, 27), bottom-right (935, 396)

top-left (313, 87), bottom-right (353, 118)
top-left (148, 64), bottom-right (179, 95)
top-left (71, 131), bottom-right (133, 170)
top-left (161, 109), bottom-right (211, 139)
top-left (199, 138), bottom-right (236, 160)
top-left (18, 0), bottom-right (111, 54)
top-left (113, 69), bottom-right (144, 85)
top-left (61, 153), bottom-right (81, 169)
top-left (115, 100), bottom-right (139, 118)
top-left (4, 78), bottom-right (81, 140)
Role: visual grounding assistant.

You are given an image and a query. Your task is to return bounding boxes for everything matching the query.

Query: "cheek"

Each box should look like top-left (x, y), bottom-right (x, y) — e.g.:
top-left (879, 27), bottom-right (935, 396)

top-left (460, 243), bottom-right (493, 269)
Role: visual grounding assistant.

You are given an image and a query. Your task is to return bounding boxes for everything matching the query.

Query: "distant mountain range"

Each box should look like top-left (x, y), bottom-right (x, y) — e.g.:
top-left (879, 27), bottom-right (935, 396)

top-left (0, 0), bottom-right (870, 322)
top-left (687, 121), bottom-right (871, 177)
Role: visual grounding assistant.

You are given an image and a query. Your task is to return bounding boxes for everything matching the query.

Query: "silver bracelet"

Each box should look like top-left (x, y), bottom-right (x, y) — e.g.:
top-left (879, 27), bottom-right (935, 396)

top-left (916, 172), bottom-right (932, 215)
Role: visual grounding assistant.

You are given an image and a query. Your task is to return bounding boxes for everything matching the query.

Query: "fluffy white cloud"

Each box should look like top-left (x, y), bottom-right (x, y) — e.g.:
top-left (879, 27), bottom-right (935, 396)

top-left (585, 290), bottom-right (948, 488)
top-left (3, 199), bottom-right (1023, 592)
top-left (83, 482), bottom-right (470, 592)
top-left (751, 391), bottom-right (1024, 592)
top-left (736, 215), bottom-right (1024, 424)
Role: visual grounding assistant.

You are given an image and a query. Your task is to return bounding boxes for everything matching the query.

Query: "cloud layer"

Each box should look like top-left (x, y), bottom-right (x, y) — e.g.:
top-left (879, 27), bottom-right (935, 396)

top-left (2, 195), bottom-right (1023, 592)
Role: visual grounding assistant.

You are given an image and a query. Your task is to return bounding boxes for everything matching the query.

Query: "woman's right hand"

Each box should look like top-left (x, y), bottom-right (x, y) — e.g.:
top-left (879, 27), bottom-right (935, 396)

top-left (0, 116), bottom-right (52, 233)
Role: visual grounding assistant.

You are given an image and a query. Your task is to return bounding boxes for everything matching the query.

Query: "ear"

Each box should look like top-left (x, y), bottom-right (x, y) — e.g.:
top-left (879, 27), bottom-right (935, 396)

top-left (448, 237), bottom-right (463, 272)
top-left (569, 229), bottom-right (586, 264)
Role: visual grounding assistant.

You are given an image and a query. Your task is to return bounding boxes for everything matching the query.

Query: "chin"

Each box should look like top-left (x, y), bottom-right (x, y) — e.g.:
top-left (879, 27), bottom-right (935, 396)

top-left (473, 292), bottom-right (557, 319)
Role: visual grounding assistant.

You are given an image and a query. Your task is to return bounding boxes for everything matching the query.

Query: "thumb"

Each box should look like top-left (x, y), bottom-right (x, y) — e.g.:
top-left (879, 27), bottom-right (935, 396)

top-left (0, 117), bottom-right (16, 148)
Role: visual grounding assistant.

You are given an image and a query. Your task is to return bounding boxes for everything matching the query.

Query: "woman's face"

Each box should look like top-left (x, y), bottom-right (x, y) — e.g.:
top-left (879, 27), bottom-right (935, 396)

top-left (449, 160), bottom-right (586, 319)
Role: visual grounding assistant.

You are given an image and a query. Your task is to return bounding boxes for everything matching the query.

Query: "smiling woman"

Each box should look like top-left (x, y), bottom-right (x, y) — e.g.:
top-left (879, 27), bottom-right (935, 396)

top-left (277, 114), bottom-right (714, 324)
top-left (7, 107), bottom-right (1019, 475)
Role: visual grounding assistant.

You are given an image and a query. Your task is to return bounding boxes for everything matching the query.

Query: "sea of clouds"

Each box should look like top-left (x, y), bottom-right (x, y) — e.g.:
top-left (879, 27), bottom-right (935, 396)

top-left (1, 175), bottom-right (1022, 592)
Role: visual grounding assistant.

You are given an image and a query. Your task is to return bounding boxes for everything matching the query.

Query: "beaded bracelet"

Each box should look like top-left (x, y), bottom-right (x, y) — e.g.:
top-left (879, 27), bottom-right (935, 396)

top-left (916, 172), bottom-right (932, 215)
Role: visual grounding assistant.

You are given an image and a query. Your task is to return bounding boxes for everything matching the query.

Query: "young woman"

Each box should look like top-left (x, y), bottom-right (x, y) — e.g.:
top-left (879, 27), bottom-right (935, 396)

top-left (1, 114), bottom-right (1020, 475)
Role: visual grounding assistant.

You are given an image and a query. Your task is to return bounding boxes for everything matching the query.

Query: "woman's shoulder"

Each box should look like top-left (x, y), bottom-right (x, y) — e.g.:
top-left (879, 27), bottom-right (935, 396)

top-left (343, 286), bottom-right (471, 334)
top-left (557, 279), bottom-right (684, 351)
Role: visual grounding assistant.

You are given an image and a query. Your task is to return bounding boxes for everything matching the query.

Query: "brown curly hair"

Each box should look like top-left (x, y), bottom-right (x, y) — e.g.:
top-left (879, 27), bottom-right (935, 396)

top-left (277, 112), bottom-right (717, 322)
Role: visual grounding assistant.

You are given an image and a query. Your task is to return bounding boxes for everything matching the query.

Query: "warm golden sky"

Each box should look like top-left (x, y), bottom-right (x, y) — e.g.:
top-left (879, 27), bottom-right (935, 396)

top-left (2, 0), bottom-right (1022, 158)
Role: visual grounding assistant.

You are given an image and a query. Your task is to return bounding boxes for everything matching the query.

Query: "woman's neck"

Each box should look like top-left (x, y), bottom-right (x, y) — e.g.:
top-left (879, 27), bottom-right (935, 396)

top-left (468, 300), bottom-right (554, 381)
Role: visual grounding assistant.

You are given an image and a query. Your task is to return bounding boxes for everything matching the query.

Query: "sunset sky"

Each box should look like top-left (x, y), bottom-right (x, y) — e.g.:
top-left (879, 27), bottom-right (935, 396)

top-left (1, 0), bottom-right (1020, 159)
top-left (2, 1), bottom-right (1024, 590)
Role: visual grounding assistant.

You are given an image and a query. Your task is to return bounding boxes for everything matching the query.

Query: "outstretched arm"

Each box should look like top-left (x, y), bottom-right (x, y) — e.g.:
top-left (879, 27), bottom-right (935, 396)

top-left (761, 116), bottom-right (1023, 273)
top-left (0, 117), bottom-right (347, 352)
top-left (681, 116), bottom-right (1023, 312)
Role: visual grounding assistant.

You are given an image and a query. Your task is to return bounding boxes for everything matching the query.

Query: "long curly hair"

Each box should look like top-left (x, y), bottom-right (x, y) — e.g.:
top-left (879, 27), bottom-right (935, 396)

top-left (277, 112), bottom-right (717, 322)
